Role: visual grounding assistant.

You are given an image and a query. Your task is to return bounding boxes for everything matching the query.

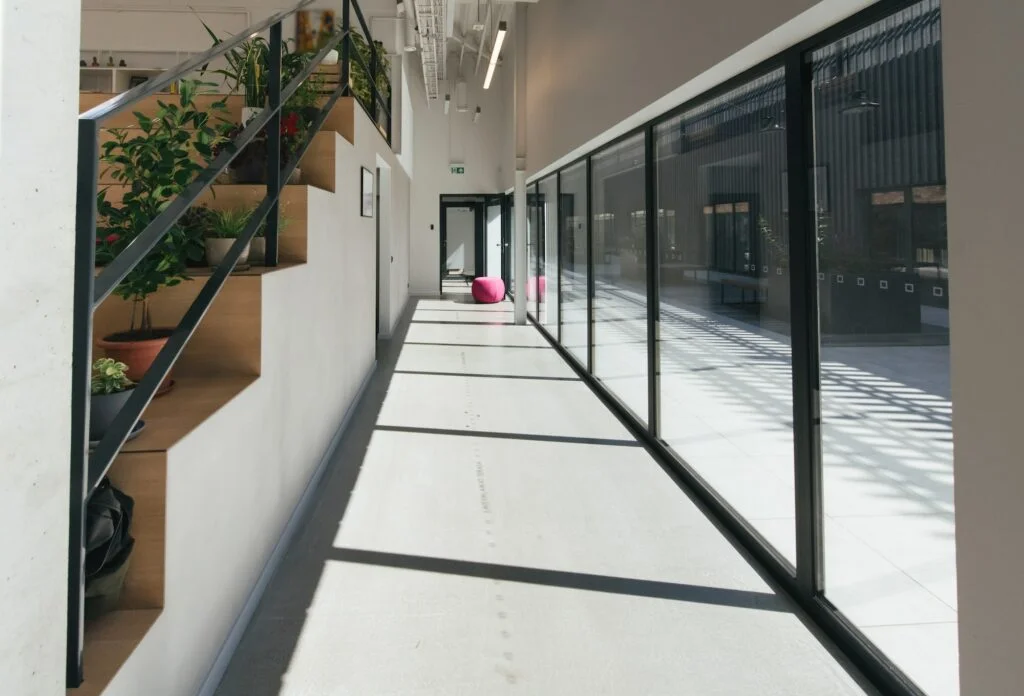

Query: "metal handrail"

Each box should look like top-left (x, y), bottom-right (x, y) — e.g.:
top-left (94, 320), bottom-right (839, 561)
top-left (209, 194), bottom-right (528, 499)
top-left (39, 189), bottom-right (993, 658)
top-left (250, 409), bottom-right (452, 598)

top-left (67, 0), bottom-right (390, 687)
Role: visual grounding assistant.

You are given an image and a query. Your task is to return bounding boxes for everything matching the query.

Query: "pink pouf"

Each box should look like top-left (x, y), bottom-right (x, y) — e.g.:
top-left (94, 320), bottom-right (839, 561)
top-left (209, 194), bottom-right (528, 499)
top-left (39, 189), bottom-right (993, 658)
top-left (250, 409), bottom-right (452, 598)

top-left (526, 276), bottom-right (547, 302)
top-left (472, 276), bottom-right (506, 304)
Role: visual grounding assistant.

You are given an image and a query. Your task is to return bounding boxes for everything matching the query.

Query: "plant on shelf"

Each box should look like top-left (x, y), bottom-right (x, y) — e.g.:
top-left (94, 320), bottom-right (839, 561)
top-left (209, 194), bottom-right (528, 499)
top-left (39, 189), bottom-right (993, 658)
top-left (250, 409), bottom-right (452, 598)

top-left (348, 32), bottom-right (390, 110)
top-left (249, 213), bottom-right (290, 265)
top-left (95, 79), bottom-right (231, 396)
top-left (204, 207), bottom-right (253, 267)
top-left (199, 19), bottom-right (269, 121)
top-left (179, 204), bottom-right (217, 268)
top-left (89, 358), bottom-right (135, 442)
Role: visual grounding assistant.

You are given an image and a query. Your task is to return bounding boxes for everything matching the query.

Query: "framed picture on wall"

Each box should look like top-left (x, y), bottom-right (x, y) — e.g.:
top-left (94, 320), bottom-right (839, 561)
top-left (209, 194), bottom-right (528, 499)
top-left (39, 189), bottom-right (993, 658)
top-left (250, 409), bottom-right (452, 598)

top-left (361, 167), bottom-right (374, 218)
top-left (296, 9), bottom-right (336, 52)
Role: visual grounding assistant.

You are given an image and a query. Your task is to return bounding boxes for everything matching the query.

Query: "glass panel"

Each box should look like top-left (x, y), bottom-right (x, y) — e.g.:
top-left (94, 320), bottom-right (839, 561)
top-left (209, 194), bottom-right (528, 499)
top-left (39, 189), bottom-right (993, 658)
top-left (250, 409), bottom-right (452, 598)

top-left (539, 174), bottom-right (560, 331)
top-left (527, 184), bottom-right (540, 319)
top-left (592, 133), bottom-right (648, 422)
top-left (557, 162), bottom-right (589, 364)
top-left (654, 67), bottom-right (794, 562)
top-left (508, 196), bottom-right (515, 292)
top-left (559, 161), bottom-right (589, 365)
top-left (486, 202), bottom-right (503, 279)
top-left (812, 2), bottom-right (956, 694)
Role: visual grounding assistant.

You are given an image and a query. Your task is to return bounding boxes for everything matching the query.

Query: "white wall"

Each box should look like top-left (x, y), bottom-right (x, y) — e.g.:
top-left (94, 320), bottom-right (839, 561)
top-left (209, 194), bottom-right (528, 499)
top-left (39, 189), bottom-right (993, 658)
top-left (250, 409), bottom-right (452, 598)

top-left (943, 0), bottom-right (1024, 693)
top-left (0, 1), bottom-right (80, 693)
top-left (101, 106), bottom-right (406, 696)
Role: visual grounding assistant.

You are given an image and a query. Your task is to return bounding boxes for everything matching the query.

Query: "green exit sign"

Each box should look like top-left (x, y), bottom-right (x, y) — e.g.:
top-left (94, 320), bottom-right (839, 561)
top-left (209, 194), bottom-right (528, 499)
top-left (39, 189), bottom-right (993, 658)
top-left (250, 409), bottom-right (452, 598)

top-left (450, 165), bottom-right (465, 174)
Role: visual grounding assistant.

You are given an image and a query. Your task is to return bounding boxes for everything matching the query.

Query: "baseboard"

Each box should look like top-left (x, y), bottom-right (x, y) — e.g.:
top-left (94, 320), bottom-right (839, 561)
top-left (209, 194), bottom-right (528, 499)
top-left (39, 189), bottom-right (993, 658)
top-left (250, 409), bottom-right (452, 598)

top-left (195, 361), bottom-right (378, 696)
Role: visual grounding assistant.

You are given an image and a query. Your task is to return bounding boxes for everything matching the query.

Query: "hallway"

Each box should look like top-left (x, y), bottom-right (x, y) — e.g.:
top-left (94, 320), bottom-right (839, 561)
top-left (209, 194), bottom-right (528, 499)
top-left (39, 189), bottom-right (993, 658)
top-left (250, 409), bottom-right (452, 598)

top-left (215, 291), bottom-right (874, 696)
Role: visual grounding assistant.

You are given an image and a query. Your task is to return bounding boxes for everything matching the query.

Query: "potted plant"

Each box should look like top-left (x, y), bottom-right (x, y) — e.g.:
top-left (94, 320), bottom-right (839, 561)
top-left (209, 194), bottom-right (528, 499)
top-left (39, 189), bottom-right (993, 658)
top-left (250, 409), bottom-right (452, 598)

top-left (200, 20), bottom-right (268, 123)
top-left (90, 358), bottom-right (134, 442)
top-left (179, 204), bottom-right (216, 268)
top-left (249, 214), bottom-right (289, 265)
top-left (95, 79), bottom-right (231, 396)
top-left (205, 207), bottom-right (252, 267)
top-left (348, 32), bottom-right (390, 108)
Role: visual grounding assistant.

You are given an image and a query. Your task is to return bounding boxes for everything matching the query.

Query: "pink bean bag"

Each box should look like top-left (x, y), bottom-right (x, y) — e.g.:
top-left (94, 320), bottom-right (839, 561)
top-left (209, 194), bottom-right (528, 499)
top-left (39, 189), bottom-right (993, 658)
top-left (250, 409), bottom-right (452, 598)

top-left (472, 276), bottom-right (506, 304)
top-left (526, 276), bottom-right (547, 302)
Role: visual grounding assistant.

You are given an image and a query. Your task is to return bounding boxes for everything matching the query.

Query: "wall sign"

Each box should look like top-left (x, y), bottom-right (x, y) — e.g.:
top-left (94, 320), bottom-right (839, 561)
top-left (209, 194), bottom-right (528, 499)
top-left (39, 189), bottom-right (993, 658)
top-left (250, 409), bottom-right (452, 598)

top-left (450, 165), bottom-right (465, 175)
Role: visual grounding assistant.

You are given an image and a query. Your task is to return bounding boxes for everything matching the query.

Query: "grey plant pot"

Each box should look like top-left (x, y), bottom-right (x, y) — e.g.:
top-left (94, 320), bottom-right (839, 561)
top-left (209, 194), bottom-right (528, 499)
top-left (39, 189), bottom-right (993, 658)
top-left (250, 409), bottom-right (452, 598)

top-left (205, 238), bottom-right (250, 268)
top-left (249, 237), bottom-right (266, 265)
top-left (90, 388), bottom-right (134, 441)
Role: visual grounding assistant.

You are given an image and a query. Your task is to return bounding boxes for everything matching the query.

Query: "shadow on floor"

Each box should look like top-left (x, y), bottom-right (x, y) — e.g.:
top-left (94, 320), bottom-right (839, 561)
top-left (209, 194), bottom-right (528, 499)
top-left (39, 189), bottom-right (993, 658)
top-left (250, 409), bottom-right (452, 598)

top-left (213, 297), bottom-right (880, 696)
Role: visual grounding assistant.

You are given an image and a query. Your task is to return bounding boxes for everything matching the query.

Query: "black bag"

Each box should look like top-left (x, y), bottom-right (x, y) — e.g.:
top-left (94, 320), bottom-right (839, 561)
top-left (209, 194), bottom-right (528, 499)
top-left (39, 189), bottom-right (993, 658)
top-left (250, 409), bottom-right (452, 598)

top-left (84, 478), bottom-right (135, 619)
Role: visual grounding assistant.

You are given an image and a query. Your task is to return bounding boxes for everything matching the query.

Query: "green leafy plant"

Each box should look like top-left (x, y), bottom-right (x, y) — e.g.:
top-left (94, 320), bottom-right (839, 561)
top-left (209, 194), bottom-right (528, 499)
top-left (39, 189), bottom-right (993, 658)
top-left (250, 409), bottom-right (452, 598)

top-left (199, 19), bottom-right (269, 110)
top-left (91, 358), bottom-right (134, 395)
top-left (206, 207), bottom-right (252, 239)
top-left (348, 32), bottom-right (390, 109)
top-left (179, 204), bottom-right (216, 267)
top-left (96, 79), bottom-right (231, 334)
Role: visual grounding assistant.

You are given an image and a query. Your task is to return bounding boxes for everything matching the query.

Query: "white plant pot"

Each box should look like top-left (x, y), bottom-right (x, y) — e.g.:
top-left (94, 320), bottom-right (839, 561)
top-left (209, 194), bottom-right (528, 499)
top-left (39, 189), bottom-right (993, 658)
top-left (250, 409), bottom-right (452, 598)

top-left (241, 106), bottom-right (263, 124)
top-left (322, 49), bottom-right (339, 66)
top-left (205, 238), bottom-right (250, 268)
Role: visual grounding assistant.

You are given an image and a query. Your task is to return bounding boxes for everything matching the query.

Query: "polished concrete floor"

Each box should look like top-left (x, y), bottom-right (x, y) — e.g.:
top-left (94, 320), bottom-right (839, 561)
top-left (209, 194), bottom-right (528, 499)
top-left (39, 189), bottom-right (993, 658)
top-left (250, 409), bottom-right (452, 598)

top-left (215, 285), bottom-right (874, 696)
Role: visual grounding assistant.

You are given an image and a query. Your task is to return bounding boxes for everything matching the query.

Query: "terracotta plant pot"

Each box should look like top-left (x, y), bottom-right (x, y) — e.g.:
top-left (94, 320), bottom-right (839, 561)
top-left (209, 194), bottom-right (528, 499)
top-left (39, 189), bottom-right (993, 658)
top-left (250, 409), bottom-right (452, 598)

top-left (97, 330), bottom-right (174, 396)
top-left (205, 238), bottom-right (250, 268)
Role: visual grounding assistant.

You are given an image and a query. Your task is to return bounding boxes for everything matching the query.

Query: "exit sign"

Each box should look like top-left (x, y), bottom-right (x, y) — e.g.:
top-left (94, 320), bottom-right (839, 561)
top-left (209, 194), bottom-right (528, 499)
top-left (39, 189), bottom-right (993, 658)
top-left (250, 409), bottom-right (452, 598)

top-left (450, 165), bottom-right (465, 174)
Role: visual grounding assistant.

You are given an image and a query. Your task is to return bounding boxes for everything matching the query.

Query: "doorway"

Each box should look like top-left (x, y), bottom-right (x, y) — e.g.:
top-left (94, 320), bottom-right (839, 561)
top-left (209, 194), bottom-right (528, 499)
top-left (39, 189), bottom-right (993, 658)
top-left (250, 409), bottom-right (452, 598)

top-left (439, 194), bottom-right (506, 295)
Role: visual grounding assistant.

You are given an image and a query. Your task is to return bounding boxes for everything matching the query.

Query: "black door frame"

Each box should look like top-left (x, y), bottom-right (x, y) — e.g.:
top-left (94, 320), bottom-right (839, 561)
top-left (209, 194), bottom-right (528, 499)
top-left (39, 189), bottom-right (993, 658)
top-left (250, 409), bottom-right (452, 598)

top-left (439, 195), bottom-right (505, 294)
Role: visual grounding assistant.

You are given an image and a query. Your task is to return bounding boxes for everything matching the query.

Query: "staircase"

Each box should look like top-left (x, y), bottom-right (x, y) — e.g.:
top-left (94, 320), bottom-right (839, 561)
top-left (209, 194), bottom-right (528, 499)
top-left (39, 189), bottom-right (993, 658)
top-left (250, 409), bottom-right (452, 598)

top-left (68, 1), bottom-right (399, 693)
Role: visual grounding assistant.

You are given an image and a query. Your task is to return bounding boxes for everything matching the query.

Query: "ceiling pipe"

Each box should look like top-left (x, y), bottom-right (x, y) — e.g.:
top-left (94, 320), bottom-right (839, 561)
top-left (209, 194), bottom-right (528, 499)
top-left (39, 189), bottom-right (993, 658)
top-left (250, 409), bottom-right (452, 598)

top-left (474, 0), bottom-right (493, 75)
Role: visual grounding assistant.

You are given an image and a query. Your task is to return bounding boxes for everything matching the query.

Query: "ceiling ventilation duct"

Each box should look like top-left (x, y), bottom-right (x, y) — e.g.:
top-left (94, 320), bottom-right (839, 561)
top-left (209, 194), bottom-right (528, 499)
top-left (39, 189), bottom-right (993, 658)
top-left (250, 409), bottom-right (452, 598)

top-left (413, 0), bottom-right (448, 101)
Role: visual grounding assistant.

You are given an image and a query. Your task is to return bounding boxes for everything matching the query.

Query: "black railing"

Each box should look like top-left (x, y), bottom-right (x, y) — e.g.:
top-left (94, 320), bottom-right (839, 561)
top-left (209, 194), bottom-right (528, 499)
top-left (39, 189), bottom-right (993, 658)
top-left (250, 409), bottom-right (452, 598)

top-left (68, 0), bottom-right (390, 686)
top-left (343, 0), bottom-right (393, 140)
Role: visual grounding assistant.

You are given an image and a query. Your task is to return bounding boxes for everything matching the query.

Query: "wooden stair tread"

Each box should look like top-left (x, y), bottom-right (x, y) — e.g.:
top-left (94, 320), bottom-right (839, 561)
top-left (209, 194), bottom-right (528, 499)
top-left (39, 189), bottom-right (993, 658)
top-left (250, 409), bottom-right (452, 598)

top-left (188, 261), bottom-right (306, 277)
top-left (71, 609), bottom-right (161, 696)
top-left (122, 374), bottom-right (257, 453)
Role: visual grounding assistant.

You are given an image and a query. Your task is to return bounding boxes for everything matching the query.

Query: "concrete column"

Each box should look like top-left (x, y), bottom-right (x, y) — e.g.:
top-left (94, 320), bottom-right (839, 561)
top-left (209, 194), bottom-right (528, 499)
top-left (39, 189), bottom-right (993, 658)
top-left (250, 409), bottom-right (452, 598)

top-left (0, 0), bottom-right (80, 691)
top-left (512, 2), bottom-right (528, 325)
top-left (513, 171), bottom-right (528, 324)
top-left (943, 1), bottom-right (1024, 693)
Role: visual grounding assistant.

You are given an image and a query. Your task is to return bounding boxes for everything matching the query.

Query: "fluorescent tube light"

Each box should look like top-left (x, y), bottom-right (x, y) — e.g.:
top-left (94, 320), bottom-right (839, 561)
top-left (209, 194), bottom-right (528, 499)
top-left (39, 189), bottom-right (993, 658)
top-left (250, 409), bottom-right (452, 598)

top-left (483, 21), bottom-right (507, 90)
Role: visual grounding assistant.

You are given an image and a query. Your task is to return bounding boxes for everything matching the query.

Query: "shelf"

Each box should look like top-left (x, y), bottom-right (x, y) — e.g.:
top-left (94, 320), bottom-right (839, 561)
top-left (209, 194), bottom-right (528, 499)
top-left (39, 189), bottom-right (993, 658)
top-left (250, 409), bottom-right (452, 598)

top-left (73, 609), bottom-right (162, 696)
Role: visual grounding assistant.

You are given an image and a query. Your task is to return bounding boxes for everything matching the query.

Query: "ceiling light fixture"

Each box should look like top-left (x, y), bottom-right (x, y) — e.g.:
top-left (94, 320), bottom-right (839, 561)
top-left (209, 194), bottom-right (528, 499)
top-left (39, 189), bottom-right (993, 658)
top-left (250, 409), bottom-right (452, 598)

top-left (483, 21), bottom-right (507, 90)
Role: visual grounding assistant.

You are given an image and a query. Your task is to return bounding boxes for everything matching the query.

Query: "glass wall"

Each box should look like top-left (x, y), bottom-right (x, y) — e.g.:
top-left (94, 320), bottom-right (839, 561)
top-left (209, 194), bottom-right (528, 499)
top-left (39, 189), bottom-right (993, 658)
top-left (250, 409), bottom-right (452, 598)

top-left (527, 184), bottom-right (540, 318)
top-left (529, 2), bottom-right (953, 693)
top-left (539, 175), bottom-right (560, 332)
top-left (654, 67), bottom-right (795, 561)
top-left (507, 195), bottom-right (515, 293)
top-left (559, 162), bottom-right (589, 365)
top-left (812, 2), bottom-right (955, 694)
top-left (592, 134), bottom-right (648, 423)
